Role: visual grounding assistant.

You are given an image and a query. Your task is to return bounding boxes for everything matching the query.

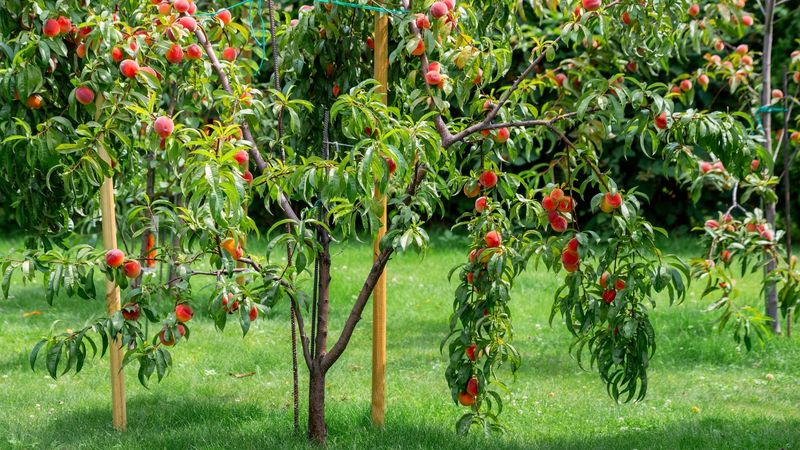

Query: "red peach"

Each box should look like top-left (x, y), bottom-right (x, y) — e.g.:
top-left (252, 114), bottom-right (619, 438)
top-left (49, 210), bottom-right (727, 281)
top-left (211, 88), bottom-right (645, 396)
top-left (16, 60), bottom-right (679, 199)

top-left (120, 59), bottom-right (139, 78)
top-left (479, 170), bottom-right (498, 188)
top-left (154, 116), bottom-right (174, 138)
top-left (105, 249), bottom-right (125, 268)
top-left (484, 230), bottom-right (502, 248)
top-left (175, 303), bottom-right (194, 323)
top-left (123, 260), bottom-right (141, 278)
top-left (43, 19), bottom-right (61, 37)
top-left (75, 86), bottom-right (95, 105)
top-left (430, 1), bottom-right (448, 18)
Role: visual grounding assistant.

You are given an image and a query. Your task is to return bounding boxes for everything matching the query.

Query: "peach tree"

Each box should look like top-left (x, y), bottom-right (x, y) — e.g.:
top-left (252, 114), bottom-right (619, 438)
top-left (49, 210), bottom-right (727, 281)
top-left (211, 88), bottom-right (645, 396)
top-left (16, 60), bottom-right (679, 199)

top-left (0, 0), bottom-right (778, 443)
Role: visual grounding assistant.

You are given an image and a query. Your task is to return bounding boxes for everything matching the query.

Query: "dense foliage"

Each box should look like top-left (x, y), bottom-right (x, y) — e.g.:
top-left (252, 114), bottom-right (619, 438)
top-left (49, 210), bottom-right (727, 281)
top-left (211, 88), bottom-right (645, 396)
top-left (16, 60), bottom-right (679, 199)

top-left (0, 0), bottom-right (798, 441)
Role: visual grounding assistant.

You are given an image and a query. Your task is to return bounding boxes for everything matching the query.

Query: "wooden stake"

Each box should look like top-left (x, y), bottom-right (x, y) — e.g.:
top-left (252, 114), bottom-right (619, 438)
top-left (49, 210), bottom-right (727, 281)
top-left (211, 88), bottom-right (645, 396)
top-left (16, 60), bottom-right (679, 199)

top-left (98, 146), bottom-right (128, 432)
top-left (371, 10), bottom-right (389, 428)
top-left (94, 96), bottom-right (127, 431)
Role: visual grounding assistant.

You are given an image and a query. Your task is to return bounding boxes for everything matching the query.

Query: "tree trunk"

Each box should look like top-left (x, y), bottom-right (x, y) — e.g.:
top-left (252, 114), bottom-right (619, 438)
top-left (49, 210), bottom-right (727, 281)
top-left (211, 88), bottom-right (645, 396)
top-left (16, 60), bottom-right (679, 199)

top-left (307, 366), bottom-right (327, 444)
top-left (761, 0), bottom-right (781, 334)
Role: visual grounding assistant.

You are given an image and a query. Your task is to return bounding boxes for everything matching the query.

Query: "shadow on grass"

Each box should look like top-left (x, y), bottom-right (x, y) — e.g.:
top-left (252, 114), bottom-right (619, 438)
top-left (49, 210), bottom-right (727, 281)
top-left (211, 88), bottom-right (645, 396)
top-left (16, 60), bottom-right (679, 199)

top-left (30, 396), bottom-right (800, 449)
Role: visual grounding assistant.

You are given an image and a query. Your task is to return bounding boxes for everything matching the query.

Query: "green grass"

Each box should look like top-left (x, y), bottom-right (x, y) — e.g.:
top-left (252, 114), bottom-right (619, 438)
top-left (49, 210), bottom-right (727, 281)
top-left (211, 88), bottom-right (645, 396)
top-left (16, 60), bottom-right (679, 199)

top-left (0, 234), bottom-right (798, 449)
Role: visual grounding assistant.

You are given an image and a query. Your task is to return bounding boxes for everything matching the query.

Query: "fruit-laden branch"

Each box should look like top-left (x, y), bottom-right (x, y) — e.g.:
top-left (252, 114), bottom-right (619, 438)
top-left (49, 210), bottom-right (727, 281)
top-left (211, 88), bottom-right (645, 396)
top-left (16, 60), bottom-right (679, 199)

top-left (544, 122), bottom-right (610, 192)
top-left (321, 244), bottom-right (394, 371)
top-left (192, 24), bottom-right (299, 223)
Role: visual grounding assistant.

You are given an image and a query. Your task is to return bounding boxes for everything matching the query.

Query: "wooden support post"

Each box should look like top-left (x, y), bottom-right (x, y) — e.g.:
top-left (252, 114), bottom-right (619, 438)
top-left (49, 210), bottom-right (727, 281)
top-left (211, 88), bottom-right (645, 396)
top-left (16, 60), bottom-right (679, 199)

top-left (371, 10), bottom-right (389, 428)
top-left (98, 146), bottom-right (128, 431)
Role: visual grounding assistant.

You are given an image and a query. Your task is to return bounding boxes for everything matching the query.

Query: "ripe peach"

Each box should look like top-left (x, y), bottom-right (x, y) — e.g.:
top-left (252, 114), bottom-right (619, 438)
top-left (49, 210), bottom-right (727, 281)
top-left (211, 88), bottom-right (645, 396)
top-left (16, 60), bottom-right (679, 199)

top-left (187, 1), bottom-right (196, 14)
top-left (688, 4), bottom-right (700, 16)
top-left (159, 324), bottom-right (186, 346)
top-left (217, 9), bottom-right (232, 24)
top-left (742, 15), bottom-right (752, 26)
top-left (174, 0), bottom-right (190, 13)
top-left (74, 86), bottom-right (94, 105)
top-left (166, 44), bottom-right (184, 64)
top-left (43, 19), bottom-right (60, 37)
top-left (614, 279), bottom-right (626, 290)
top-left (680, 79), bottom-right (692, 91)
top-left (105, 249), bottom-right (125, 268)
top-left (122, 303), bottom-right (141, 321)
top-left (383, 157), bottom-right (397, 174)
top-left (464, 181), bottom-right (481, 197)
top-left (697, 74), bottom-right (709, 88)
top-left (654, 111), bottom-right (668, 130)
top-left (582, 0), bottom-right (601, 11)
top-left (411, 40), bottom-right (425, 56)
top-left (735, 44), bottom-right (748, 55)
top-left (704, 219), bottom-right (719, 229)
top-left (158, 2), bottom-right (171, 15)
top-left (751, 159), bottom-right (759, 171)
top-left (772, 89), bottom-right (784, 99)
top-left (458, 391), bottom-right (475, 406)
top-left (479, 170), bottom-right (498, 188)
top-left (558, 196), bottom-right (573, 212)
top-left (178, 16), bottom-right (197, 31)
top-left (484, 230), bottom-right (502, 248)
top-left (475, 196), bottom-right (488, 213)
top-left (76, 43), bottom-right (86, 58)
top-left (234, 150), bottom-right (249, 165)
top-left (602, 289), bottom-right (616, 304)
top-left (175, 303), bottom-right (194, 323)
top-left (625, 60), bottom-right (637, 72)
top-left (466, 378), bottom-right (478, 396)
top-left (600, 192), bottom-right (622, 213)
top-left (561, 249), bottom-right (579, 266)
top-left (567, 237), bottom-right (579, 252)
top-left (430, 1), bottom-right (449, 18)
top-left (26, 94), bottom-right (43, 109)
top-left (186, 44), bottom-right (202, 59)
top-left (140, 66), bottom-right (161, 80)
top-left (550, 188), bottom-right (564, 203)
top-left (494, 127), bottom-right (510, 144)
top-left (790, 131), bottom-right (800, 143)
top-left (549, 214), bottom-right (568, 233)
top-left (416, 13), bottom-right (431, 29)
top-left (242, 170), bottom-right (254, 184)
top-left (621, 11), bottom-right (631, 25)
top-left (120, 59), bottom-right (139, 78)
top-left (123, 260), bottom-right (141, 278)
top-left (466, 343), bottom-right (477, 361)
top-left (154, 116), bottom-right (174, 138)
top-left (599, 272), bottom-right (610, 289)
top-left (249, 306), bottom-right (258, 321)
top-left (444, 0), bottom-right (455, 9)
top-left (425, 70), bottom-right (442, 86)
top-left (57, 16), bottom-right (72, 33)
top-left (542, 196), bottom-right (557, 212)
top-left (555, 73), bottom-right (567, 87)
top-left (222, 47), bottom-right (237, 61)
top-left (112, 47), bottom-right (124, 62)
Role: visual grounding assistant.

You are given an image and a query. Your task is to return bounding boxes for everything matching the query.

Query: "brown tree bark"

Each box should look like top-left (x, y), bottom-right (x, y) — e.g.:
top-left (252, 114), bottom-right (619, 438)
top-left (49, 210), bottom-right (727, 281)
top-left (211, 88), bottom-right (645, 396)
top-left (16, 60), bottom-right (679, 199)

top-left (307, 365), bottom-right (327, 443)
top-left (760, 0), bottom-right (781, 334)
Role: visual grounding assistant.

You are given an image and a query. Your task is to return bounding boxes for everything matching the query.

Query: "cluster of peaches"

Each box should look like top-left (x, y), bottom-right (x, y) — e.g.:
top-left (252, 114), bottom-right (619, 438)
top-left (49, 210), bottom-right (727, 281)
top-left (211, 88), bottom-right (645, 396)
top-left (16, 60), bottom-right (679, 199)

top-left (33, 0), bottom-right (238, 111)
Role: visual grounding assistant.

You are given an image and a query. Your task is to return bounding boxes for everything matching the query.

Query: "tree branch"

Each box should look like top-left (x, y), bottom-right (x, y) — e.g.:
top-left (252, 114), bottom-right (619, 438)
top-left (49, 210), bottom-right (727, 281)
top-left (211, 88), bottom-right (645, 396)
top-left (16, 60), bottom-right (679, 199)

top-left (320, 245), bottom-right (394, 371)
top-left (193, 24), bottom-right (299, 222)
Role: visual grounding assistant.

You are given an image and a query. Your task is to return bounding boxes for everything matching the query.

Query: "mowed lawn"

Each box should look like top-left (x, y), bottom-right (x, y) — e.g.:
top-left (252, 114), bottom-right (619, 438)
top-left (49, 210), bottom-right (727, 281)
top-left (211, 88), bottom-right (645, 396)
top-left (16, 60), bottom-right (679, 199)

top-left (0, 233), bottom-right (798, 449)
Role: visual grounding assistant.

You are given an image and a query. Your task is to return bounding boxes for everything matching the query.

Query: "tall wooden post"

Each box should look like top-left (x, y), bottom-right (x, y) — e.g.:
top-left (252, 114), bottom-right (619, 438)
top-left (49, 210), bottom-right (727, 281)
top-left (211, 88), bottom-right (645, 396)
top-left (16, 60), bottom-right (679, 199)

top-left (371, 10), bottom-right (389, 428)
top-left (96, 97), bottom-right (127, 431)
